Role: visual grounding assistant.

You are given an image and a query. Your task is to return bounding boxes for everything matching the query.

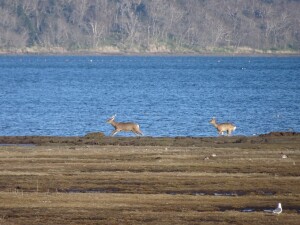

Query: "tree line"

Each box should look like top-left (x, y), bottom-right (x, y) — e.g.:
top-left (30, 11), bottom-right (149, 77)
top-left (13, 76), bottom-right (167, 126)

top-left (0, 0), bottom-right (299, 54)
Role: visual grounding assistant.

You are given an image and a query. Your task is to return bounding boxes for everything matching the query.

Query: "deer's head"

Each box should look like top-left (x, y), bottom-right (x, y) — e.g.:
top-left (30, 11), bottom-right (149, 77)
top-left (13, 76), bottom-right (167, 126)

top-left (209, 117), bottom-right (216, 125)
top-left (106, 114), bottom-right (116, 124)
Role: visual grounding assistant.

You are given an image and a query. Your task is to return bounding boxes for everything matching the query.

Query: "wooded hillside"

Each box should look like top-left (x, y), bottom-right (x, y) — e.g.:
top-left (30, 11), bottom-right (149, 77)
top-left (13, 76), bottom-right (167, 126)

top-left (0, 0), bottom-right (299, 54)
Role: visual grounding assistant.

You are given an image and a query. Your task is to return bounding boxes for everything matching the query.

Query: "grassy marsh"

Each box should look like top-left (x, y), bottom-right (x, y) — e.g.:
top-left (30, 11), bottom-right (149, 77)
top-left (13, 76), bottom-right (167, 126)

top-left (0, 134), bottom-right (299, 224)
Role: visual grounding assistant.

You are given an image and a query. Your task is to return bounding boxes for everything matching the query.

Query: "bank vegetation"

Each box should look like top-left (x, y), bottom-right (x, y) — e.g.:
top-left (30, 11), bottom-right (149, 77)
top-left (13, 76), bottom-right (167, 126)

top-left (0, 0), bottom-right (299, 54)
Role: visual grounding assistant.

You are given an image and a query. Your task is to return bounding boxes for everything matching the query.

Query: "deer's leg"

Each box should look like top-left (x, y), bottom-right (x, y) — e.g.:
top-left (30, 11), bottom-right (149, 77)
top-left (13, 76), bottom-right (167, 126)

top-left (133, 131), bottom-right (141, 136)
top-left (132, 127), bottom-right (143, 136)
top-left (227, 130), bottom-right (232, 136)
top-left (136, 130), bottom-right (143, 136)
top-left (111, 130), bottom-right (119, 136)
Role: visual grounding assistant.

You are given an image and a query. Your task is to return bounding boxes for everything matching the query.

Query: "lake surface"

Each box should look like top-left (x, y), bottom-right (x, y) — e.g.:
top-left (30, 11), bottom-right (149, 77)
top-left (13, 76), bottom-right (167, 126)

top-left (0, 56), bottom-right (299, 137)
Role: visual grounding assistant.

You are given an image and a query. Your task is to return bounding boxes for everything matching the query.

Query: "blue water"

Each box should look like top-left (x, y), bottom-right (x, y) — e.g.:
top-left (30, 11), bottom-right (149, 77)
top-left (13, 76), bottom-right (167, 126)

top-left (0, 56), bottom-right (299, 137)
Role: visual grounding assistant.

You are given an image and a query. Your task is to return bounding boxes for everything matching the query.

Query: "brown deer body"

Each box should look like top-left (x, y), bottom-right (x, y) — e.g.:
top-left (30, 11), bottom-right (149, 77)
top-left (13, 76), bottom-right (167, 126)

top-left (210, 117), bottom-right (236, 136)
top-left (106, 115), bottom-right (143, 136)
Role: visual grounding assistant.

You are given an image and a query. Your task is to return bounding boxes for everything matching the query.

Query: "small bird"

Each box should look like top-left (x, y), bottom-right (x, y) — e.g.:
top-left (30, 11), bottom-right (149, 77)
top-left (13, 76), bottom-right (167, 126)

top-left (280, 153), bottom-right (288, 159)
top-left (211, 153), bottom-right (217, 158)
top-left (203, 156), bottom-right (210, 160)
top-left (272, 203), bottom-right (282, 214)
top-left (264, 203), bottom-right (283, 214)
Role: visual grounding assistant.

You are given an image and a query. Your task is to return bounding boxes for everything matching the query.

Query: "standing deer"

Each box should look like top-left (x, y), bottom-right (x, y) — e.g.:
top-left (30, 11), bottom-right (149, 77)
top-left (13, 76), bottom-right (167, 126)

top-left (106, 114), bottom-right (143, 136)
top-left (209, 117), bottom-right (236, 136)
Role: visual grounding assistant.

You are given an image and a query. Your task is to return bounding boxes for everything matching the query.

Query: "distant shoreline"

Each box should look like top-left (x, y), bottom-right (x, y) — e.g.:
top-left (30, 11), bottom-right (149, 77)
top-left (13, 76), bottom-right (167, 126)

top-left (1, 52), bottom-right (300, 57)
top-left (1, 48), bottom-right (299, 57)
top-left (0, 132), bottom-right (299, 146)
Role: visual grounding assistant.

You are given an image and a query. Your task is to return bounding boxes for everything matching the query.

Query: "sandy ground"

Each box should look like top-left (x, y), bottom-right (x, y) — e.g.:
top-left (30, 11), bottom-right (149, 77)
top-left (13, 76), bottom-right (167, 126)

top-left (0, 132), bottom-right (299, 224)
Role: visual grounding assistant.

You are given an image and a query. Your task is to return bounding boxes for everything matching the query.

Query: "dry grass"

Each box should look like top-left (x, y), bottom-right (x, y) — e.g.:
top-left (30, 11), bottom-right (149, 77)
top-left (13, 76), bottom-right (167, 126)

top-left (0, 137), bottom-right (299, 224)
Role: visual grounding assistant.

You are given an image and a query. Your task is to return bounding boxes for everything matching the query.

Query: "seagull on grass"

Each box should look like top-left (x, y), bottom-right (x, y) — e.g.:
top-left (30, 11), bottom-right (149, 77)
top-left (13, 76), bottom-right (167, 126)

top-left (264, 203), bottom-right (282, 214)
top-left (280, 153), bottom-right (288, 159)
top-left (272, 203), bottom-right (282, 214)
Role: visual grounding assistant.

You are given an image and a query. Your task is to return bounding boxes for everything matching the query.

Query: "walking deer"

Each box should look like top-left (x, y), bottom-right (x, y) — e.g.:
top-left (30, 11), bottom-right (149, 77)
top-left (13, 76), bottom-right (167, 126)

top-left (106, 114), bottom-right (143, 136)
top-left (209, 117), bottom-right (236, 136)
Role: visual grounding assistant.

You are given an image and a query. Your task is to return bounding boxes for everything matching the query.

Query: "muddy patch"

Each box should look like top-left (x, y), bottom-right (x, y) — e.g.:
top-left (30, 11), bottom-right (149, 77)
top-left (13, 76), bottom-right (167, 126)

top-left (0, 132), bottom-right (299, 147)
top-left (61, 188), bottom-right (122, 193)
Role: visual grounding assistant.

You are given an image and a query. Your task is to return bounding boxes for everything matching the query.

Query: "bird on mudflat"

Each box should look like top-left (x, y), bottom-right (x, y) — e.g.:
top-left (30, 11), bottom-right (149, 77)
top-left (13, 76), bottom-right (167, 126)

top-left (264, 203), bottom-right (282, 214)
top-left (273, 203), bottom-right (282, 214)
top-left (280, 152), bottom-right (288, 159)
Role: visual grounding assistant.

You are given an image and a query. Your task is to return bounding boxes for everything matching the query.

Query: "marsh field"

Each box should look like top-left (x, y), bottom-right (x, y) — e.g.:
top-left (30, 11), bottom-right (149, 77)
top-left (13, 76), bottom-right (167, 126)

top-left (0, 133), bottom-right (299, 225)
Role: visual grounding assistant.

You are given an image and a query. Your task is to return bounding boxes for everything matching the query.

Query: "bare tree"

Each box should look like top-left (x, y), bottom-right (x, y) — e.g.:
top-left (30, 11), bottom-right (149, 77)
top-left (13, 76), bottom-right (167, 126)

top-left (0, 0), bottom-right (299, 53)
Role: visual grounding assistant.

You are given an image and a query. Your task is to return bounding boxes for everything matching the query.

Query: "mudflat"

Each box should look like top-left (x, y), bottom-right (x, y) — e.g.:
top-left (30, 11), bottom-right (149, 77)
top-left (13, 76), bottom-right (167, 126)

top-left (0, 132), bottom-right (299, 224)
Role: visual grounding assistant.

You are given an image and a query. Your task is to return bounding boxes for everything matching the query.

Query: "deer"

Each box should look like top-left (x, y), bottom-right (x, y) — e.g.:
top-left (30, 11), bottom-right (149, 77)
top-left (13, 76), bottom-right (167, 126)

top-left (209, 117), bottom-right (236, 136)
top-left (106, 114), bottom-right (143, 136)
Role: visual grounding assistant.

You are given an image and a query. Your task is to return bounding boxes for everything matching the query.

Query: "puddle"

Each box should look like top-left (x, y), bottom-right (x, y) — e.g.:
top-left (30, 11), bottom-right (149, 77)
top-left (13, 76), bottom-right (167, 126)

top-left (214, 192), bottom-right (239, 196)
top-left (241, 208), bottom-right (255, 212)
top-left (166, 190), bottom-right (275, 196)
top-left (192, 192), bottom-right (206, 196)
top-left (63, 188), bottom-right (277, 197)
top-left (166, 191), bottom-right (246, 196)
top-left (167, 192), bottom-right (177, 195)
top-left (242, 207), bottom-right (300, 213)
top-left (261, 191), bottom-right (276, 196)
